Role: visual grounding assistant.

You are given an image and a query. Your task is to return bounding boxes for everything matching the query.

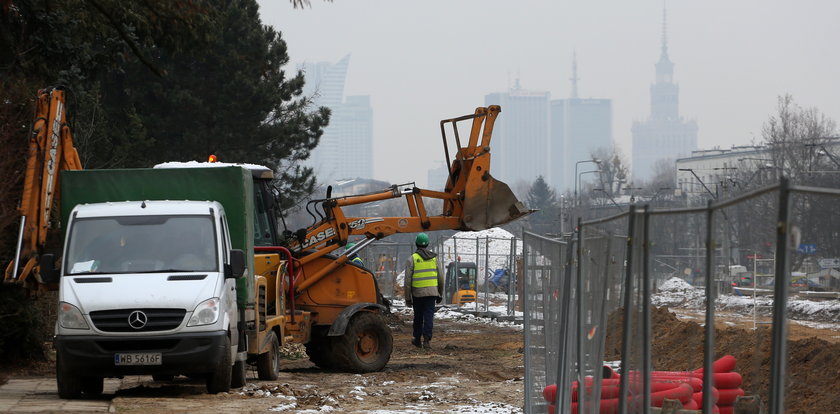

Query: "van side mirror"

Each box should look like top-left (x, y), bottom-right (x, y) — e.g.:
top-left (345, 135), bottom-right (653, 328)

top-left (226, 249), bottom-right (246, 279)
top-left (38, 254), bottom-right (60, 284)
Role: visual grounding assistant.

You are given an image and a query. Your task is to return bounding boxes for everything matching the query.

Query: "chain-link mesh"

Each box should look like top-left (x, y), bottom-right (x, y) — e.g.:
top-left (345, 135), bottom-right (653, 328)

top-left (523, 181), bottom-right (840, 414)
top-left (522, 232), bottom-right (572, 414)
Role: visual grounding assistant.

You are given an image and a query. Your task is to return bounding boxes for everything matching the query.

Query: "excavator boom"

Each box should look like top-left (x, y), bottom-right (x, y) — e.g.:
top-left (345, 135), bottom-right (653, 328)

top-left (5, 88), bottom-right (83, 288)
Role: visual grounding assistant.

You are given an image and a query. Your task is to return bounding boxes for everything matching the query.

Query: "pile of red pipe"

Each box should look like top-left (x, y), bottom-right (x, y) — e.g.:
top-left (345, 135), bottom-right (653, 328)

top-left (542, 355), bottom-right (746, 413)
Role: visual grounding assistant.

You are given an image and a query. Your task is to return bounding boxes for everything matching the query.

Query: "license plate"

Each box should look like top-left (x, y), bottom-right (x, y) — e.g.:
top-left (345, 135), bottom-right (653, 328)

top-left (114, 353), bottom-right (162, 366)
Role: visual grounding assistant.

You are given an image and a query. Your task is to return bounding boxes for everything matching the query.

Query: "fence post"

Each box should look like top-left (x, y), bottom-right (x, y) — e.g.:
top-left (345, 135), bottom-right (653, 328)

top-left (508, 237), bottom-right (515, 315)
top-left (452, 237), bottom-right (458, 306)
top-left (702, 199), bottom-right (717, 413)
top-left (521, 232), bottom-right (533, 414)
top-left (485, 236), bottom-right (490, 312)
top-left (642, 206), bottom-right (652, 412)
top-left (576, 217), bottom-right (585, 414)
top-left (476, 236), bottom-right (480, 311)
top-left (769, 177), bottom-right (791, 414)
top-left (617, 205), bottom-right (637, 414)
top-left (554, 235), bottom-right (577, 414)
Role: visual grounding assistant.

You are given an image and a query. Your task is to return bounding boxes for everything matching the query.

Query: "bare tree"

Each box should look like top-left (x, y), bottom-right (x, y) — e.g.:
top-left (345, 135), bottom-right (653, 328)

top-left (591, 146), bottom-right (629, 197)
top-left (743, 95), bottom-right (840, 270)
top-left (762, 94), bottom-right (838, 182)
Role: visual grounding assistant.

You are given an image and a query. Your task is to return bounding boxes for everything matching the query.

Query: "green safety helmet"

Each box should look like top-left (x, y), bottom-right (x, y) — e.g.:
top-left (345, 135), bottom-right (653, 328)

top-left (346, 242), bottom-right (356, 250)
top-left (415, 233), bottom-right (429, 247)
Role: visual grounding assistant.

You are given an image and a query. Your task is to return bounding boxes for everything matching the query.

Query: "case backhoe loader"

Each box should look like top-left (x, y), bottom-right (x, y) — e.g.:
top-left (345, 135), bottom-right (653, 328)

top-left (268, 105), bottom-right (531, 371)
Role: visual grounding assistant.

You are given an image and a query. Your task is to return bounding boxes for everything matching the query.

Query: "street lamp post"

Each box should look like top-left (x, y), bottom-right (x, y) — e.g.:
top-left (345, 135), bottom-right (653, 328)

top-left (577, 169), bottom-right (601, 204)
top-left (574, 158), bottom-right (601, 207)
top-left (576, 169), bottom-right (601, 217)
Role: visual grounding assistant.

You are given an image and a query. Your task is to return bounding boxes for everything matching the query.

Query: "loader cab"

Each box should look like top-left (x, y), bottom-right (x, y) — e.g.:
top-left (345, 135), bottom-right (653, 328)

top-left (248, 166), bottom-right (280, 247)
top-left (444, 261), bottom-right (477, 305)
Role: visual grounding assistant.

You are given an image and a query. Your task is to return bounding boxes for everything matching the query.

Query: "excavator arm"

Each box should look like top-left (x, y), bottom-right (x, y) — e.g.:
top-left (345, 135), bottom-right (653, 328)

top-left (284, 105), bottom-right (530, 295)
top-left (4, 88), bottom-right (83, 290)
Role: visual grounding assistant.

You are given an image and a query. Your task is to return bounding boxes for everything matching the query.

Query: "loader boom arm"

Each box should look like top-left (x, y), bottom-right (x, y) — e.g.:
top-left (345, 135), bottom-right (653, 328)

top-left (285, 106), bottom-right (530, 294)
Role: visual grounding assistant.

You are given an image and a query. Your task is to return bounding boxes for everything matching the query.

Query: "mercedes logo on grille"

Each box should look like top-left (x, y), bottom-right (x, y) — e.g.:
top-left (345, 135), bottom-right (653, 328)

top-left (128, 310), bottom-right (148, 330)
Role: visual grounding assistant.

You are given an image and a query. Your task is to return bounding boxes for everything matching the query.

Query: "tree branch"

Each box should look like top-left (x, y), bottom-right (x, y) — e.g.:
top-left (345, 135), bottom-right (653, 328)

top-left (85, 0), bottom-right (166, 78)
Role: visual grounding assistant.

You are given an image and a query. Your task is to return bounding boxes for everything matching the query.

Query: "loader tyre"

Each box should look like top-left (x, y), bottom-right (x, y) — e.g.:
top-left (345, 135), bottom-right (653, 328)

top-left (305, 327), bottom-right (337, 369)
top-left (333, 312), bottom-right (392, 373)
top-left (256, 331), bottom-right (280, 380)
top-left (56, 353), bottom-right (82, 399)
top-left (206, 336), bottom-right (232, 394)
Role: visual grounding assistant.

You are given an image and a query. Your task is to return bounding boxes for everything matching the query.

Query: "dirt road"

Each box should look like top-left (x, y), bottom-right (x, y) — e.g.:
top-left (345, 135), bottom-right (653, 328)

top-left (0, 309), bottom-right (525, 413)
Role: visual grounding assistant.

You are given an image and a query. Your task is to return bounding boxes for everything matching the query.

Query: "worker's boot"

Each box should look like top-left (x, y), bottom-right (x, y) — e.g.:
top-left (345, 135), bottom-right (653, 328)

top-left (422, 337), bottom-right (431, 349)
top-left (411, 337), bottom-right (422, 348)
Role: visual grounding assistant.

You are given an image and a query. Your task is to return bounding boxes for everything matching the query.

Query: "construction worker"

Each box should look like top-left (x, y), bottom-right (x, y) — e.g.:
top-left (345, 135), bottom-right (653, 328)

top-left (404, 233), bottom-right (444, 349)
top-left (345, 242), bottom-right (364, 266)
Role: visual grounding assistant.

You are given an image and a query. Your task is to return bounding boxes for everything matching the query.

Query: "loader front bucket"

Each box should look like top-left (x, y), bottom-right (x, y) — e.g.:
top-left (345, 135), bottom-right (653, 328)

top-left (461, 170), bottom-right (530, 231)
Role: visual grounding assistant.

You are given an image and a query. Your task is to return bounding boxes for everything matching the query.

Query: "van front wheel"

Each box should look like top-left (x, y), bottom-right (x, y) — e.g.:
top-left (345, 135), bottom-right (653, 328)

top-left (56, 353), bottom-right (82, 399)
top-left (206, 336), bottom-right (232, 394)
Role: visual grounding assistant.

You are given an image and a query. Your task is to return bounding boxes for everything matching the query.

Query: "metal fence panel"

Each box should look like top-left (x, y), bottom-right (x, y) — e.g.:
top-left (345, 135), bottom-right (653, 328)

top-left (523, 181), bottom-right (840, 414)
top-left (522, 232), bottom-right (571, 414)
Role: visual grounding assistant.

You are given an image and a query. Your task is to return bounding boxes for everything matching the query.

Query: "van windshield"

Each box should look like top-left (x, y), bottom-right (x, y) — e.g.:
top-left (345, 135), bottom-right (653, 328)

top-left (65, 215), bottom-right (218, 275)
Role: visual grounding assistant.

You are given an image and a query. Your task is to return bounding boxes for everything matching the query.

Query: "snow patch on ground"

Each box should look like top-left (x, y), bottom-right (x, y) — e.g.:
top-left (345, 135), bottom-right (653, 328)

top-left (652, 277), bottom-right (840, 323)
top-left (652, 277), bottom-right (706, 308)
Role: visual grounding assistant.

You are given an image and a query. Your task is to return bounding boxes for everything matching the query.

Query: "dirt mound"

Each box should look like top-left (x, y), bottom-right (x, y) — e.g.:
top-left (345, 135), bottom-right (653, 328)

top-left (604, 306), bottom-right (840, 413)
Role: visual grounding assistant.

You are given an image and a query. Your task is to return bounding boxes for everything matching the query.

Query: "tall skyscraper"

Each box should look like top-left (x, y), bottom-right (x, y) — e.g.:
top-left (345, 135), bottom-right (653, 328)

top-left (299, 55), bottom-right (374, 182)
top-left (485, 80), bottom-right (551, 187)
top-left (551, 54), bottom-right (613, 191)
top-left (631, 8), bottom-right (698, 183)
top-left (426, 161), bottom-right (449, 191)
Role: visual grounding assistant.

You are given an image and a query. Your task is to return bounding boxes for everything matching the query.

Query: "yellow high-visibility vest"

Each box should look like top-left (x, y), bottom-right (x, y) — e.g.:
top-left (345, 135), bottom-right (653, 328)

top-left (411, 253), bottom-right (439, 288)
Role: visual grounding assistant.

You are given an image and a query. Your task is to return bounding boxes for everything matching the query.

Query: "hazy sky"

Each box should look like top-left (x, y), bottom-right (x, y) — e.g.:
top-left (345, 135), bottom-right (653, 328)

top-left (257, 0), bottom-right (840, 188)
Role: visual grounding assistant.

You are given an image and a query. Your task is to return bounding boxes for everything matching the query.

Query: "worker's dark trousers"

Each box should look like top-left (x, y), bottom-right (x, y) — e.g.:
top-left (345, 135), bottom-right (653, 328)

top-left (412, 296), bottom-right (436, 341)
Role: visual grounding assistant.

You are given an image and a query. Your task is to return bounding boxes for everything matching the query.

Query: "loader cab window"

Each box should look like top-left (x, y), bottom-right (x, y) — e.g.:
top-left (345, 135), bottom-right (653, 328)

top-left (253, 182), bottom-right (277, 247)
top-left (65, 215), bottom-right (219, 274)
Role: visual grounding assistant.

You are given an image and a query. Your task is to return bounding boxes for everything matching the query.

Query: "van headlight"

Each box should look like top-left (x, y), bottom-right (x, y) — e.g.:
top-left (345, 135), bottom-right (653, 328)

top-left (188, 298), bottom-right (220, 326)
top-left (58, 302), bottom-right (89, 330)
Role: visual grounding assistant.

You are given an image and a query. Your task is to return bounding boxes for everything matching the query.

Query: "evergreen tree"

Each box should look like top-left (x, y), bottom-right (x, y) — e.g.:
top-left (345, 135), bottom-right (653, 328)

top-left (92, 0), bottom-right (329, 207)
top-left (526, 176), bottom-right (559, 235)
top-left (1, 0), bottom-right (330, 211)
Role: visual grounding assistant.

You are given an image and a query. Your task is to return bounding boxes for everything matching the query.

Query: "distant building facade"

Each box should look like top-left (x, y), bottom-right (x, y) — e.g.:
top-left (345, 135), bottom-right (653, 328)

top-left (551, 98), bottom-right (612, 192)
top-left (485, 80), bottom-right (551, 187)
top-left (299, 55), bottom-right (374, 182)
top-left (632, 11), bottom-right (698, 183)
top-left (675, 146), bottom-right (767, 198)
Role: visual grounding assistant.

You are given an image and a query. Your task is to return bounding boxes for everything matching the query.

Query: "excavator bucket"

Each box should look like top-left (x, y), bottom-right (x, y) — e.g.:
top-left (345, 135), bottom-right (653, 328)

top-left (440, 105), bottom-right (532, 231)
top-left (461, 171), bottom-right (530, 231)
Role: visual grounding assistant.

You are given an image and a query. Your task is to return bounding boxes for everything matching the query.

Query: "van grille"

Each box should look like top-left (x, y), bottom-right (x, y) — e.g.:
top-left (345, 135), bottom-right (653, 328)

top-left (90, 308), bottom-right (186, 332)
